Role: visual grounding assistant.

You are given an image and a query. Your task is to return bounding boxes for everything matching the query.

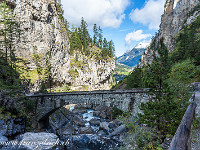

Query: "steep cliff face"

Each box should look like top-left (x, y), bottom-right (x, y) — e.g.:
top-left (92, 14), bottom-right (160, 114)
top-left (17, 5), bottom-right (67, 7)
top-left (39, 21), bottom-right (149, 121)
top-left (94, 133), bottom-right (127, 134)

top-left (11, 0), bottom-right (70, 91)
top-left (140, 0), bottom-right (200, 66)
top-left (67, 52), bottom-right (115, 91)
top-left (2, 0), bottom-right (115, 92)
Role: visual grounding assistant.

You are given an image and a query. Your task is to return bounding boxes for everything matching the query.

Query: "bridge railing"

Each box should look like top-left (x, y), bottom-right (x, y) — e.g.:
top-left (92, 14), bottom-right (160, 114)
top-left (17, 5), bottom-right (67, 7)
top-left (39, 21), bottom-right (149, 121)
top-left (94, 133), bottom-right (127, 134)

top-left (169, 94), bottom-right (196, 150)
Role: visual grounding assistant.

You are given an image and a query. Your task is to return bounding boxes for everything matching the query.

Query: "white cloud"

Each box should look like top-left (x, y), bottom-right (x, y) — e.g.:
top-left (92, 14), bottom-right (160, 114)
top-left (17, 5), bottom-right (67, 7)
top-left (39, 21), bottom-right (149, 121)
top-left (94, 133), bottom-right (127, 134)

top-left (129, 0), bottom-right (165, 29)
top-left (125, 30), bottom-right (152, 44)
top-left (61, 0), bottom-right (130, 28)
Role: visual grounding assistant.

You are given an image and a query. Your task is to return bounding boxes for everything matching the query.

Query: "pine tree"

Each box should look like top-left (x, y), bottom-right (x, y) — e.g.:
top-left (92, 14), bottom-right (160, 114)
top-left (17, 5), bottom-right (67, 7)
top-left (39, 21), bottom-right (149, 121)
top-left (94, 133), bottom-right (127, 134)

top-left (98, 26), bottom-right (103, 48)
top-left (93, 24), bottom-right (98, 46)
top-left (138, 38), bottom-right (186, 141)
top-left (79, 17), bottom-right (90, 52)
top-left (108, 40), bottom-right (115, 57)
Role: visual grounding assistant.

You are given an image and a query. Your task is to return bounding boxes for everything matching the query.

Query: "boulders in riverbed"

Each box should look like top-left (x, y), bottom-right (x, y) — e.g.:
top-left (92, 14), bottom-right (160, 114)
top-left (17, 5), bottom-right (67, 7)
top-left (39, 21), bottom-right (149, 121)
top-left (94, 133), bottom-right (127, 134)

top-left (100, 122), bottom-right (110, 133)
top-left (108, 119), bottom-right (122, 129)
top-left (94, 105), bottom-right (112, 119)
top-left (57, 124), bottom-right (75, 136)
top-left (79, 127), bottom-right (94, 134)
top-left (110, 125), bottom-right (126, 137)
top-left (89, 118), bottom-right (100, 126)
top-left (72, 116), bottom-right (86, 127)
top-left (69, 134), bottom-right (123, 150)
top-left (1, 132), bottom-right (60, 150)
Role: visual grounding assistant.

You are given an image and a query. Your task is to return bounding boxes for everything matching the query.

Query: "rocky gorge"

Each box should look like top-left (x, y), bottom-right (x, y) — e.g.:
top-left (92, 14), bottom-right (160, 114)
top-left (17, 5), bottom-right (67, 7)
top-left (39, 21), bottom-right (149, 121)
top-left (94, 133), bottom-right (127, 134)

top-left (0, 103), bottom-right (127, 150)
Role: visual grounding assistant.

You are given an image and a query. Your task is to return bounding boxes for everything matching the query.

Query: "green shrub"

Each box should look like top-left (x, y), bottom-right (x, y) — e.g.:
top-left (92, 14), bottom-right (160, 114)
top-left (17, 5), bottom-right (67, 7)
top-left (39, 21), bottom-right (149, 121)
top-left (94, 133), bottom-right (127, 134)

top-left (112, 107), bottom-right (124, 119)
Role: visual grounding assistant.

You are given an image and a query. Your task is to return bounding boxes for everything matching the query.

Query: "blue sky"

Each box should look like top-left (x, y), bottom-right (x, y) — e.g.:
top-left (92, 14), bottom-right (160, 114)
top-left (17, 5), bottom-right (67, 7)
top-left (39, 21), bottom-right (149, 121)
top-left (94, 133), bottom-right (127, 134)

top-left (61, 0), bottom-right (166, 57)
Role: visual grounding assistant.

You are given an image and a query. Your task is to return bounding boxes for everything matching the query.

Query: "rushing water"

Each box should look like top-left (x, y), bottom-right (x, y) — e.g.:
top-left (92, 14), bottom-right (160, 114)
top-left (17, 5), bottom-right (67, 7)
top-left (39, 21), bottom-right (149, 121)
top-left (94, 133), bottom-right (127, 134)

top-left (82, 109), bottom-right (100, 132)
top-left (52, 105), bottom-right (123, 150)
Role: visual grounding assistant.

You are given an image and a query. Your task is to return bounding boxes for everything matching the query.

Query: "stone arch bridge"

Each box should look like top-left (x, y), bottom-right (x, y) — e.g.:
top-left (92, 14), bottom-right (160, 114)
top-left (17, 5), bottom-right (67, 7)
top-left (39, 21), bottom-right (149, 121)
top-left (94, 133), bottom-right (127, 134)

top-left (27, 89), bottom-right (150, 128)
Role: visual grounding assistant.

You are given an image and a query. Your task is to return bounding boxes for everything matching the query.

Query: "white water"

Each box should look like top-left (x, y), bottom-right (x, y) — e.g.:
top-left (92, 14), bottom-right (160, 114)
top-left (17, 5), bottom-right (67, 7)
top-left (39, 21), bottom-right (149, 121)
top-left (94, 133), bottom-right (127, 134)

top-left (82, 109), bottom-right (100, 132)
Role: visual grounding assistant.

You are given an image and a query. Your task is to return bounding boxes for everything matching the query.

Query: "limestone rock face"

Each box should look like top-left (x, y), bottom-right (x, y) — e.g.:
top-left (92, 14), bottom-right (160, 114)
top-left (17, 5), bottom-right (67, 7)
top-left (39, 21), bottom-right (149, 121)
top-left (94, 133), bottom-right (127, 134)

top-left (140, 0), bottom-right (200, 66)
top-left (12, 0), bottom-right (70, 91)
top-left (69, 52), bottom-right (115, 91)
top-left (4, 0), bottom-right (115, 92)
top-left (160, 0), bottom-right (199, 52)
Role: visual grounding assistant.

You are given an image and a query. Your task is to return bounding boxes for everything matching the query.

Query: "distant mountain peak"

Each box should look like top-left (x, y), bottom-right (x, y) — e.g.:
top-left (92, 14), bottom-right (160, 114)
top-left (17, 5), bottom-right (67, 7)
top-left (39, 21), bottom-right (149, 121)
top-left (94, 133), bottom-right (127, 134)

top-left (135, 41), bottom-right (150, 49)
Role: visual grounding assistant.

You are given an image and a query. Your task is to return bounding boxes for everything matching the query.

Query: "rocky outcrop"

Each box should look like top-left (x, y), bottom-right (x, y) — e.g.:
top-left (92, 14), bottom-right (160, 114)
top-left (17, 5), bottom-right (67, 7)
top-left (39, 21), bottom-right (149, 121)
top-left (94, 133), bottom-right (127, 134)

top-left (0, 117), bottom-right (25, 139)
top-left (68, 52), bottom-right (115, 91)
top-left (2, 0), bottom-right (115, 92)
top-left (140, 0), bottom-right (200, 66)
top-left (1, 132), bottom-right (60, 150)
top-left (6, 0), bottom-right (70, 91)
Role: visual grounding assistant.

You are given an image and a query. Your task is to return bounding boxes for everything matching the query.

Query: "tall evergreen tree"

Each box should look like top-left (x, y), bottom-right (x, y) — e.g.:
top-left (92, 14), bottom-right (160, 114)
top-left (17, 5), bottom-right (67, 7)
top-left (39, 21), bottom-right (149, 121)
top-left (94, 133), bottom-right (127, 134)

top-left (79, 17), bottom-right (90, 52)
top-left (93, 24), bottom-right (98, 46)
top-left (98, 26), bottom-right (103, 48)
top-left (108, 40), bottom-right (115, 57)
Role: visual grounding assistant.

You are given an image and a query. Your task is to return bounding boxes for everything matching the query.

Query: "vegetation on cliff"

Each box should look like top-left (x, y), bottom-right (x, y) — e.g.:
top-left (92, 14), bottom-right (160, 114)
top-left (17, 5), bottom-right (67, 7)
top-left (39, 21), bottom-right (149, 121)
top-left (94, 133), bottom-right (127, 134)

top-left (117, 14), bottom-right (200, 148)
top-left (67, 17), bottom-right (115, 60)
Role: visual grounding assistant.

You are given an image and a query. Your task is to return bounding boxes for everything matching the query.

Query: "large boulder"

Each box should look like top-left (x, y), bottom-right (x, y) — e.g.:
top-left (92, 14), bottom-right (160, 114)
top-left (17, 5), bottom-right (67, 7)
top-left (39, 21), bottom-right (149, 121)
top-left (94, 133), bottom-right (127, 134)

top-left (72, 116), bottom-right (86, 127)
top-left (71, 134), bottom-right (122, 150)
top-left (79, 127), bottom-right (94, 134)
top-left (57, 124), bottom-right (75, 137)
top-left (108, 119), bottom-right (122, 129)
top-left (110, 125), bottom-right (126, 137)
top-left (1, 132), bottom-right (60, 150)
top-left (100, 122), bottom-right (110, 133)
top-left (89, 118), bottom-right (100, 126)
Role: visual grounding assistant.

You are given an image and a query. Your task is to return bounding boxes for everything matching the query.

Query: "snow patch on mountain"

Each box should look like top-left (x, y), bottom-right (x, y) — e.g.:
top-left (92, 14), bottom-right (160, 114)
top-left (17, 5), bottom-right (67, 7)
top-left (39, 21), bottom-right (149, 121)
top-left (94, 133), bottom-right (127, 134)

top-left (135, 41), bottom-right (150, 49)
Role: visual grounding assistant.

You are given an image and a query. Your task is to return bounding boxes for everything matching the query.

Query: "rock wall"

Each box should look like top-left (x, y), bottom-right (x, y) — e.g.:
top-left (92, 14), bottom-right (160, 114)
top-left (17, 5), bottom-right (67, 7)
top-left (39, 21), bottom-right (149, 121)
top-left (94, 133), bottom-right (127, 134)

top-left (2, 0), bottom-right (115, 92)
top-left (68, 52), bottom-right (115, 91)
top-left (140, 0), bottom-right (200, 66)
top-left (7, 0), bottom-right (71, 91)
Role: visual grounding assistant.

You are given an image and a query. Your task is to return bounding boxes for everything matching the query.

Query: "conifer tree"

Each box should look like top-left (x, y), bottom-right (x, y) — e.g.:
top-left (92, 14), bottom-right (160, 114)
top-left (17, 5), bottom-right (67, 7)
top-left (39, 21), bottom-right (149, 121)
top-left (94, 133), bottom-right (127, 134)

top-left (98, 26), bottom-right (103, 48)
top-left (93, 24), bottom-right (98, 46)
top-left (108, 40), bottom-right (115, 57)
top-left (138, 38), bottom-right (186, 141)
top-left (79, 17), bottom-right (90, 52)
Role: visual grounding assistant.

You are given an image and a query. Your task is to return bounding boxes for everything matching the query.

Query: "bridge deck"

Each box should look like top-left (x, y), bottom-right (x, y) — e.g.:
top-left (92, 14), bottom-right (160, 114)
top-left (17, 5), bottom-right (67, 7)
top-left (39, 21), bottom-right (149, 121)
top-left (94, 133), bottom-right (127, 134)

top-left (27, 89), bottom-right (150, 97)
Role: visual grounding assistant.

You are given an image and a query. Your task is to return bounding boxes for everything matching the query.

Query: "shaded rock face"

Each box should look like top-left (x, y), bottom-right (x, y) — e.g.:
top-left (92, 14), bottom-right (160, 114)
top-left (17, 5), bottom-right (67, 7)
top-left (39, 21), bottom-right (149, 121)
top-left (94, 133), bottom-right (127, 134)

top-left (0, 117), bottom-right (25, 140)
top-left (140, 0), bottom-right (200, 66)
top-left (12, 0), bottom-right (70, 91)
